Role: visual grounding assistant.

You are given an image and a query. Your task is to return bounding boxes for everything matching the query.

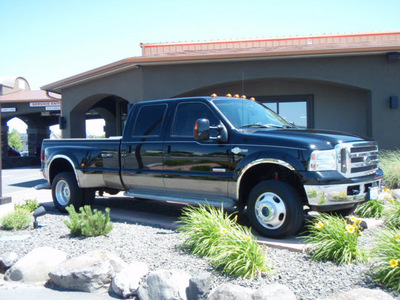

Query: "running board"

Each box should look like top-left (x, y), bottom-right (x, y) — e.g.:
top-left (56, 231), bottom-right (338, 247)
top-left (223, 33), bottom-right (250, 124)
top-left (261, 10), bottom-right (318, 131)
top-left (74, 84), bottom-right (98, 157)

top-left (125, 190), bottom-right (236, 209)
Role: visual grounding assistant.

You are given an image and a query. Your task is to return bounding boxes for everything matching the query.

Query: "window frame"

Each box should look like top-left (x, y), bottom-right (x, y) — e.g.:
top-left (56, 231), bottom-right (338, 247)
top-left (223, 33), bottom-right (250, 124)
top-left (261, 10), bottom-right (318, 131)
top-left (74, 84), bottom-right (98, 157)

top-left (131, 103), bottom-right (168, 138)
top-left (255, 94), bottom-right (314, 128)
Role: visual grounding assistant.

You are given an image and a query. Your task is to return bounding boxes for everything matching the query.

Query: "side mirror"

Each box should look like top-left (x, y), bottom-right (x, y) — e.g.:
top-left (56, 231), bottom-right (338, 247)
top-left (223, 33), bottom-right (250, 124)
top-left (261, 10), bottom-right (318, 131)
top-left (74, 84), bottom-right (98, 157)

top-left (194, 119), bottom-right (228, 143)
top-left (194, 119), bottom-right (210, 141)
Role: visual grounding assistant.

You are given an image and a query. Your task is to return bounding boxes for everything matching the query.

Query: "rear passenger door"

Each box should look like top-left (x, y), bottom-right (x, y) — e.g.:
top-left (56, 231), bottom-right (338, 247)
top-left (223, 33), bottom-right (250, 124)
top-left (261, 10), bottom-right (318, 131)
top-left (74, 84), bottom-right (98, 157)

top-left (120, 103), bottom-right (167, 191)
top-left (163, 101), bottom-right (232, 198)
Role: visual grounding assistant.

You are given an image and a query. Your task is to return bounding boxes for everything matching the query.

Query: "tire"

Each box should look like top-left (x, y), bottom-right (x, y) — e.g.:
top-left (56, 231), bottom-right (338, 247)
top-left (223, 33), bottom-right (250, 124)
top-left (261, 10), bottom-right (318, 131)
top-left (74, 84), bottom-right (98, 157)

top-left (52, 172), bottom-right (84, 213)
top-left (247, 180), bottom-right (304, 239)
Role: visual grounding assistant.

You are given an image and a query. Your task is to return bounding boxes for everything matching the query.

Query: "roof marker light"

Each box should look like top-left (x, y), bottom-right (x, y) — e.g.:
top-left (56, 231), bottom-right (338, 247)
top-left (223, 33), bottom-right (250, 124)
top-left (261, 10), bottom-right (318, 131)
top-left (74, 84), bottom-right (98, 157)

top-left (226, 94), bottom-right (232, 98)
top-left (250, 97), bottom-right (255, 101)
top-left (211, 93), bottom-right (217, 98)
top-left (241, 95), bottom-right (247, 99)
top-left (234, 94), bottom-right (240, 98)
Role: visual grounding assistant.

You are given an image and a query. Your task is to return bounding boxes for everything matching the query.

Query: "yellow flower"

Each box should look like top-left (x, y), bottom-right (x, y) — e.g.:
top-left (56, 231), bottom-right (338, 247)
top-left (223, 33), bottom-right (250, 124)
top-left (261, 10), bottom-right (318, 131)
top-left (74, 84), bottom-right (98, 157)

top-left (390, 259), bottom-right (399, 268)
top-left (391, 199), bottom-right (395, 204)
top-left (243, 236), bottom-right (251, 241)
top-left (194, 227), bottom-right (202, 232)
top-left (350, 217), bottom-right (362, 225)
top-left (396, 234), bottom-right (400, 240)
top-left (220, 228), bottom-right (227, 235)
top-left (358, 231), bottom-right (362, 236)
top-left (315, 221), bottom-right (324, 229)
top-left (346, 224), bottom-right (356, 234)
top-left (384, 188), bottom-right (391, 193)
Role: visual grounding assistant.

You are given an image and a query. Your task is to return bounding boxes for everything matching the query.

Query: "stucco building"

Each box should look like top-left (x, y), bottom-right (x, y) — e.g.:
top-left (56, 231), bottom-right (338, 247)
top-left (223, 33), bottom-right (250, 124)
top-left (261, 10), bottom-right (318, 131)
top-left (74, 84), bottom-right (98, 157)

top-left (42, 31), bottom-right (400, 149)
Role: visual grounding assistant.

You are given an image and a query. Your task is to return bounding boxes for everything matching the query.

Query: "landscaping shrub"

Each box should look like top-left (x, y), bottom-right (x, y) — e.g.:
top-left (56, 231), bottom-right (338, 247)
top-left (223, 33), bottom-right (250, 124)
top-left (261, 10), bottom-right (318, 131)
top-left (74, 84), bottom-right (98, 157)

top-left (177, 204), bottom-right (271, 279)
top-left (64, 205), bottom-right (113, 237)
top-left (370, 228), bottom-right (400, 292)
top-left (379, 150), bottom-right (400, 189)
top-left (14, 198), bottom-right (40, 212)
top-left (355, 199), bottom-right (384, 218)
top-left (302, 214), bottom-right (366, 265)
top-left (384, 199), bottom-right (400, 229)
top-left (1, 208), bottom-right (32, 230)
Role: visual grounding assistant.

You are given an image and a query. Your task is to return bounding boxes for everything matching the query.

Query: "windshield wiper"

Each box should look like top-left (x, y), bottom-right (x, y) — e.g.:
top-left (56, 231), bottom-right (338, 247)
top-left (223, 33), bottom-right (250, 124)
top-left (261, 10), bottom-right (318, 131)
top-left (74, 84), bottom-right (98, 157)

top-left (239, 123), bottom-right (284, 129)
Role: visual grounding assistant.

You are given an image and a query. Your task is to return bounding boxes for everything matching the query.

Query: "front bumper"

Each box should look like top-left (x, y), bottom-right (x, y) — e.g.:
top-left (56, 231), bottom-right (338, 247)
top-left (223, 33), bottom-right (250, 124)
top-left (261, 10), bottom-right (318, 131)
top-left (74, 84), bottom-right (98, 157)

top-left (304, 170), bottom-right (383, 212)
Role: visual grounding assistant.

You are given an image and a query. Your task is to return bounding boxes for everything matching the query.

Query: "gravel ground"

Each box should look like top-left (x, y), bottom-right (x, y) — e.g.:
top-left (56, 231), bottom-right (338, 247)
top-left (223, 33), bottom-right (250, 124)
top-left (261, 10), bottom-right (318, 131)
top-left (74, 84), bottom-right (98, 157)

top-left (0, 206), bottom-right (399, 300)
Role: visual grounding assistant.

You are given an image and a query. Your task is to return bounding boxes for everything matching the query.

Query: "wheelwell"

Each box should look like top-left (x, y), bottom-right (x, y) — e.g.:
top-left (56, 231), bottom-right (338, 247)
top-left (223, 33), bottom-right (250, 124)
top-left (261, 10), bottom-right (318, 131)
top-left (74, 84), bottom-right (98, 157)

top-left (238, 163), bottom-right (307, 209)
top-left (49, 158), bottom-right (74, 184)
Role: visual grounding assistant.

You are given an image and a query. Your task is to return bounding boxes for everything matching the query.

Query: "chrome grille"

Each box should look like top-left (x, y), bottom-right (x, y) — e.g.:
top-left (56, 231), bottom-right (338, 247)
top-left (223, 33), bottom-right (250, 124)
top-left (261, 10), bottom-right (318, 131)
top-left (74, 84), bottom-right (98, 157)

top-left (336, 142), bottom-right (379, 178)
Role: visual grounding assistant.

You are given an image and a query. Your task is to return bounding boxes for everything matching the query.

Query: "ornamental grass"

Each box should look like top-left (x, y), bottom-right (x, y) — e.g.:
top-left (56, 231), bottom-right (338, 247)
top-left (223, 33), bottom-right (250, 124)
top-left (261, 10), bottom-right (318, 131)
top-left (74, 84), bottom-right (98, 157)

top-left (384, 199), bottom-right (400, 229)
top-left (355, 199), bottom-right (385, 218)
top-left (370, 228), bottom-right (400, 292)
top-left (379, 150), bottom-right (400, 189)
top-left (302, 214), bottom-right (366, 265)
top-left (177, 204), bottom-right (271, 279)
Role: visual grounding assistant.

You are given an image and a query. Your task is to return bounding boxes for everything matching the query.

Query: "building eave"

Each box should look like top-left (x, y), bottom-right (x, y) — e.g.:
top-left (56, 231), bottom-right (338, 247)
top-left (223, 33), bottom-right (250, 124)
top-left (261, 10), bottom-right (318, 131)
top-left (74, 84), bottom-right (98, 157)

top-left (41, 45), bottom-right (400, 94)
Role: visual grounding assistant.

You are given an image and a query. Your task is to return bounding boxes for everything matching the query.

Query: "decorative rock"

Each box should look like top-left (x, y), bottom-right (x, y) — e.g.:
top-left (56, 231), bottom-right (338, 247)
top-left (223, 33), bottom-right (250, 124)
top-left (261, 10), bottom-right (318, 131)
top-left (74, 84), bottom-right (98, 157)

top-left (111, 261), bottom-right (149, 298)
top-left (253, 284), bottom-right (296, 300)
top-left (49, 250), bottom-right (126, 293)
top-left (188, 272), bottom-right (211, 300)
top-left (4, 247), bottom-right (67, 283)
top-left (137, 269), bottom-right (191, 300)
top-left (207, 283), bottom-right (252, 300)
top-left (0, 252), bottom-right (18, 273)
top-left (319, 288), bottom-right (394, 300)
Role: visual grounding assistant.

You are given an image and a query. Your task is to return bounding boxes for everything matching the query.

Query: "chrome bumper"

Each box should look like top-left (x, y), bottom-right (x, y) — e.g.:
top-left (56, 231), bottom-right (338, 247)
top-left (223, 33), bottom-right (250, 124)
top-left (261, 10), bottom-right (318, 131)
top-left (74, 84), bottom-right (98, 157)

top-left (305, 178), bottom-right (382, 211)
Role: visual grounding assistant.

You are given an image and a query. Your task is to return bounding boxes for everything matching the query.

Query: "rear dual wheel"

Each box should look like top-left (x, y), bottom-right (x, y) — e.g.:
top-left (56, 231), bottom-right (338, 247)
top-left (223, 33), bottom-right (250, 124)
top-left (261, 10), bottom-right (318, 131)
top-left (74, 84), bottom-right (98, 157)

top-left (52, 172), bottom-right (95, 213)
top-left (247, 180), bottom-right (304, 239)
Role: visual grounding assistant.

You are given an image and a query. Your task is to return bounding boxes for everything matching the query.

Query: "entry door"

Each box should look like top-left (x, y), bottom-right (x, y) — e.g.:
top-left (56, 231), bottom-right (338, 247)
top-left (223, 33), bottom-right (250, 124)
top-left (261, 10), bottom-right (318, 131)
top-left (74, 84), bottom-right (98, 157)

top-left (163, 101), bottom-right (232, 198)
top-left (121, 104), bottom-right (167, 191)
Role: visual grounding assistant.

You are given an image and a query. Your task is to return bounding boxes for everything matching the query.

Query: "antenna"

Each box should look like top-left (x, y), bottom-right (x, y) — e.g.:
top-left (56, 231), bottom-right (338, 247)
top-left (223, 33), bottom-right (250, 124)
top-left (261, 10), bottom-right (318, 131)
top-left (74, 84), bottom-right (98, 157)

top-left (241, 72), bottom-right (245, 95)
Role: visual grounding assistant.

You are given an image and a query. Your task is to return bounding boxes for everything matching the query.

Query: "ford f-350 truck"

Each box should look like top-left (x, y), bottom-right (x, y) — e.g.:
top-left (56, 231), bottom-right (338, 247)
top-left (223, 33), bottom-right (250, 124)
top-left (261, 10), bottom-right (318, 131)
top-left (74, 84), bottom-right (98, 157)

top-left (41, 95), bottom-right (383, 238)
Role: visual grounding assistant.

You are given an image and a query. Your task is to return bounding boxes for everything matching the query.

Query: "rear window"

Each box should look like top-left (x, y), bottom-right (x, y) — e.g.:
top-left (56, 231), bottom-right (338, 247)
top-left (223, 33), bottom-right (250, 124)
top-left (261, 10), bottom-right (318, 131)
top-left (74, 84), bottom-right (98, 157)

top-left (132, 104), bottom-right (167, 137)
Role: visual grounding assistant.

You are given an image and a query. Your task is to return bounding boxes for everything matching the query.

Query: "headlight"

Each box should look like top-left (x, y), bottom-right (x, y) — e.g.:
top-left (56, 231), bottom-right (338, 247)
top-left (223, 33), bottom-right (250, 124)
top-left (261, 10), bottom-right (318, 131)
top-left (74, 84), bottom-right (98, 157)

top-left (309, 149), bottom-right (337, 171)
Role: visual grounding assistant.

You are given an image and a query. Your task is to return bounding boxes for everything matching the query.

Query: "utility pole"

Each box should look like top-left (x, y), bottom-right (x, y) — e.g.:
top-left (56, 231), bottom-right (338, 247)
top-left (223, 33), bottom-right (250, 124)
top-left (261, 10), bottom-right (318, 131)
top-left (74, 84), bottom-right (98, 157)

top-left (0, 104), bottom-right (12, 205)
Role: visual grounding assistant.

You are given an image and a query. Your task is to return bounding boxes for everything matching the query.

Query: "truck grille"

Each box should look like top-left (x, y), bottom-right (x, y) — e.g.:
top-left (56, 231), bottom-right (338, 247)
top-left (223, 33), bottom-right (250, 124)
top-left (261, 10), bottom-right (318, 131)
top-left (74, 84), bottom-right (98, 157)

top-left (338, 142), bottom-right (379, 178)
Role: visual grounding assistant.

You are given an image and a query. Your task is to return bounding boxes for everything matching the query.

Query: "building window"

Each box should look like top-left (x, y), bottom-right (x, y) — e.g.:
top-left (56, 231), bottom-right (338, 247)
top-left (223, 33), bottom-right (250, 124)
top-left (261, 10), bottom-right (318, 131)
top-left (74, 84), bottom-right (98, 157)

top-left (256, 95), bottom-right (314, 128)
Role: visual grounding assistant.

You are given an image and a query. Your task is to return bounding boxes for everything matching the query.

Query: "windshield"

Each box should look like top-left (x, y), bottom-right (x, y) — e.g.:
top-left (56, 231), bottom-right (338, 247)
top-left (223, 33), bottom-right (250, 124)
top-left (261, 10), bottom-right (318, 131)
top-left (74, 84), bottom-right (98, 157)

top-left (213, 99), bottom-right (293, 129)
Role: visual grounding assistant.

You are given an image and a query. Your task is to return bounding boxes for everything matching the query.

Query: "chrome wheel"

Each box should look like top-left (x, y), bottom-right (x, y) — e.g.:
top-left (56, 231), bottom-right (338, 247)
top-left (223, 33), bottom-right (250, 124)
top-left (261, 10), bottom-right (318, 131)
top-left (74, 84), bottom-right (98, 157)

top-left (55, 179), bottom-right (71, 206)
top-left (254, 192), bottom-right (287, 230)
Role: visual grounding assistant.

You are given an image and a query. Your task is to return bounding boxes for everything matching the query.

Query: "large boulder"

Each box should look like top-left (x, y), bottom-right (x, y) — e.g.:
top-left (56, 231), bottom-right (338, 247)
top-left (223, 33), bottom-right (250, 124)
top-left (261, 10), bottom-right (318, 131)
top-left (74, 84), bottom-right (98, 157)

top-left (207, 283), bottom-right (252, 300)
top-left (188, 272), bottom-right (211, 300)
top-left (319, 288), bottom-right (394, 300)
top-left (111, 261), bottom-right (149, 298)
top-left (253, 284), bottom-right (296, 300)
top-left (49, 250), bottom-right (126, 293)
top-left (4, 247), bottom-right (67, 283)
top-left (137, 269), bottom-right (191, 300)
top-left (0, 252), bottom-right (18, 273)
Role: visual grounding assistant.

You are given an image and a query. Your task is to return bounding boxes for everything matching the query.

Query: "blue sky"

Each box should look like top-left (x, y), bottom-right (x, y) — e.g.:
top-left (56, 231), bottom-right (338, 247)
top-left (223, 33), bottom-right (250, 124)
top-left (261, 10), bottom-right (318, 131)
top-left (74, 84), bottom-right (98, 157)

top-left (1, 0), bottom-right (400, 90)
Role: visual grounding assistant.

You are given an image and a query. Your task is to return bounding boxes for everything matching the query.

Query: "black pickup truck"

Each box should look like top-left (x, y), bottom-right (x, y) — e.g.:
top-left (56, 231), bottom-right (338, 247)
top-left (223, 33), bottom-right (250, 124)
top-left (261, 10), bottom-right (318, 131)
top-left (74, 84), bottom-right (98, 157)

top-left (41, 95), bottom-right (383, 238)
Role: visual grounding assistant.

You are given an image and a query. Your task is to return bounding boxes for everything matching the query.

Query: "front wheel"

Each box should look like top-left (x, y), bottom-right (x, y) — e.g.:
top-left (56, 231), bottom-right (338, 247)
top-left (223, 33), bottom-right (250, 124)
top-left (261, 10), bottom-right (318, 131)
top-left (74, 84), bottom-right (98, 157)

top-left (52, 172), bottom-right (84, 213)
top-left (247, 180), bottom-right (304, 239)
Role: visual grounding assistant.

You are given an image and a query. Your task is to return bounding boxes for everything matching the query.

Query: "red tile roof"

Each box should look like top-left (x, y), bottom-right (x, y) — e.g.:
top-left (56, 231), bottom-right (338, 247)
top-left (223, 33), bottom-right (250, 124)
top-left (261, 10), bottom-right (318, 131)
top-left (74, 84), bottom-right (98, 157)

top-left (141, 31), bottom-right (400, 57)
top-left (0, 90), bottom-right (61, 103)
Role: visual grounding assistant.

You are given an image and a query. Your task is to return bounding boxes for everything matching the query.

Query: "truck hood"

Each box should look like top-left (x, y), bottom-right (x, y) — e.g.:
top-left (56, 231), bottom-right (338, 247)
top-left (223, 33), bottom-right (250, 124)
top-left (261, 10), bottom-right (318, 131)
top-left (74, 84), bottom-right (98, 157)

top-left (240, 128), bottom-right (369, 150)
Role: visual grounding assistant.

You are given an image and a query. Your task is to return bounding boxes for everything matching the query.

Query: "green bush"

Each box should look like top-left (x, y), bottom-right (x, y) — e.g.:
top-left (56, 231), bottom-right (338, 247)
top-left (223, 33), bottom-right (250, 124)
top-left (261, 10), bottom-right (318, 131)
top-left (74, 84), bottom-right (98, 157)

top-left (355, 199), bottom-right (384, 218)
top-left (14, 199), bottom-right (40, 212)
top-left (384, 200), bottom-right (400, 229)
top-left (379, 150), bottom-right (400, 189)
top-left (64, 205), bottom-right (113, 237)
top-left (1, 208), bottom-right (32, 230)
top-left (370, 228), bottom-right (400, 292)
top-left (177, 204), bottom-right (271, 279)
top-left (302, 214), bottom-right (366, 265)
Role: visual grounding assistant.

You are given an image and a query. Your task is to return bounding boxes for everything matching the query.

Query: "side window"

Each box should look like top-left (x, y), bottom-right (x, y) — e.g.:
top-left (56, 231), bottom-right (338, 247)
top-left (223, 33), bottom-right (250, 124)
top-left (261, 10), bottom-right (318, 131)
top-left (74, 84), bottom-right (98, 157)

top-left (132, 104), bottom-right (166, 137)
top-left (172, 102), bottom-right (219, 137)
